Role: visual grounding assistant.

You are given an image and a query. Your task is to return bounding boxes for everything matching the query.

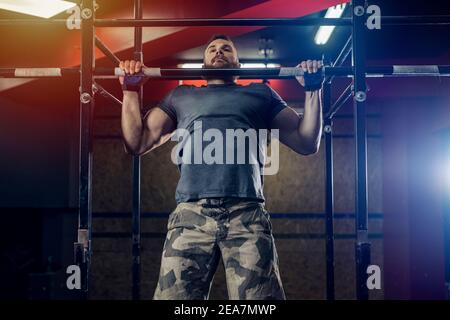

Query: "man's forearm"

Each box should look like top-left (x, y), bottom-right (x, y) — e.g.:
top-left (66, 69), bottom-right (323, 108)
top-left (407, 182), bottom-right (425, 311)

top-left (121, 91), bottom-right (143, 154)
top-left (298, 90), bottom-right (323, 152)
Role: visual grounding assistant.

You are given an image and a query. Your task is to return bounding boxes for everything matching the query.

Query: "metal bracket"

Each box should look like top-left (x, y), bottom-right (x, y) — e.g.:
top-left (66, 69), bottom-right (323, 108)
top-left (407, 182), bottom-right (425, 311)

top-left (354, 90), bottom-right (367, 102)
top-left (81, 8), bottom-right (93, 20)
top-left (354, 5), bottom-right (365, 17)
top-left (78, 229), bottom-right (89, 249)
top-left (80, 92), bottom-right (92, 104)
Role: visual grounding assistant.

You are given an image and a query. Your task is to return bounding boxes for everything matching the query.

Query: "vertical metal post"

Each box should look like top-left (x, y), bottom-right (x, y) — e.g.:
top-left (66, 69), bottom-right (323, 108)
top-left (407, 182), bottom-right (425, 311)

top-left (323, 79), bottom-right (335, 300)
top-left (352, 0), bottom-right (371, 300)
top-left (75, 0), bottom-right (95, 299)
top-left (132, 0), bottom-right (143, 301)
top-left (323, 81), bottom-right (335, 300)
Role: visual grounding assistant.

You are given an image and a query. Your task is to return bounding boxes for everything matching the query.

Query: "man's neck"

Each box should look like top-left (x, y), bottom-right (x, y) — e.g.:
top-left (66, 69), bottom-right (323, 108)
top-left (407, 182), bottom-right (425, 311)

top-left (206, 78), bottom-right (235, 85)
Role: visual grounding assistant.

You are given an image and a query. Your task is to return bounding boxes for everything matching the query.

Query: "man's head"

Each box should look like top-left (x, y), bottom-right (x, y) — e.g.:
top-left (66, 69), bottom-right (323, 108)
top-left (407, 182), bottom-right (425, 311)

top-left (203, 34), bottom-right (240, 69)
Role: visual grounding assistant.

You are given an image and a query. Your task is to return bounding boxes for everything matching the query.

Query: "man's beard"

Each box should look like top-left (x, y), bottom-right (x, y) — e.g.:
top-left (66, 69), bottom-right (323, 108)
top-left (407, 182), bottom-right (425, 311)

top-left (203, 60), bottom-right (237, 69)
top-left (203, 58), bottom-right (239, 82)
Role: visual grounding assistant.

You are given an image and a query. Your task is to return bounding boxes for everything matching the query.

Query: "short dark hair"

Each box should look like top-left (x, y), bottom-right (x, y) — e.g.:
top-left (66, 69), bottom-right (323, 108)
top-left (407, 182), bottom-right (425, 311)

top-left (205, 34), bottom-right (233, 48)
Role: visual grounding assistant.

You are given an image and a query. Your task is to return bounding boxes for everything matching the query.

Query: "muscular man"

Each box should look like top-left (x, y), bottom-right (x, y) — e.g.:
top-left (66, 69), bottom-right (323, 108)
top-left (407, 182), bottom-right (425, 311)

top-left (120, 34), bottom-right (323, 300)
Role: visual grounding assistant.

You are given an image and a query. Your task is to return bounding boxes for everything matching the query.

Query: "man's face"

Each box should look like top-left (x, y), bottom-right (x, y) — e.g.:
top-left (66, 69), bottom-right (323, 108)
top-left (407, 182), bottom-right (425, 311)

top-left (203, 38), bottom-right (240, 69)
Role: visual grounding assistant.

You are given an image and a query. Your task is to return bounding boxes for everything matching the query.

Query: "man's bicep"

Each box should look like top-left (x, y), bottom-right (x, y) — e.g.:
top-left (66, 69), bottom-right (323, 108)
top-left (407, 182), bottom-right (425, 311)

top-left (140, 107), bottom-right (176, 153)
top-left (270, 107), bottom-right (302, 150)
top-left (270, 106), bottom-right (301, 133)
top-left (144, 106), bottom-right (176, 131)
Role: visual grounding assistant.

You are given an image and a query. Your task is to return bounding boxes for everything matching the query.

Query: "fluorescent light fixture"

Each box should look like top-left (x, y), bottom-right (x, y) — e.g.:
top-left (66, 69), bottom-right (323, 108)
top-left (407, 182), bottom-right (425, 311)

top-left (241, 63), bottom-right (280, 69)
top-left (0, 0), bottom-right (76, 19)
top-left (241, 63), bottom-right (280, 68)
top-left (241, 63), bottom-right (267, 68)
top-left (179, 63), bottom-right (203, 69)
top-left (178, 63), bottom-right (280, 68)
top-left (314, 3), bottom-right (347, 45)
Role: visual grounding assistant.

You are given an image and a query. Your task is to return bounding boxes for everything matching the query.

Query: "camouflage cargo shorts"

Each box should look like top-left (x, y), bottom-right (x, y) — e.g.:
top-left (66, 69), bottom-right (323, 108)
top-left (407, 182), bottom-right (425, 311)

top-left (153, 197), bottom-right (286, 300)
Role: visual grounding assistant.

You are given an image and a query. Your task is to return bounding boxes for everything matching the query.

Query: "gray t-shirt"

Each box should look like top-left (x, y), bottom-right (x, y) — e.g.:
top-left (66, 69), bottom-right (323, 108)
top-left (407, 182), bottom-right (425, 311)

top-left (157, 82), bottom-right (287, 204)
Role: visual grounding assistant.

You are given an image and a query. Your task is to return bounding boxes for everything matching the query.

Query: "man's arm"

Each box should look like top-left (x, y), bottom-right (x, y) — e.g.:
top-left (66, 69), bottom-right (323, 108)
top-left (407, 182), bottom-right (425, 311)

top-left (120, 60), bottom-right (176, 156)
top-left (271, 92), bottom-right (322, 155)
top-left (270, 60), bottom-right (323, 155)
top-left (121, 91), bottom-right (176, 156)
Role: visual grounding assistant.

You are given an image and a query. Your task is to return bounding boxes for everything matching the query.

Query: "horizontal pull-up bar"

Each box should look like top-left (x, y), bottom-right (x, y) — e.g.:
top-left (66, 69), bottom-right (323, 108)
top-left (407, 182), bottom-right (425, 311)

top-left (2, 66), bottom-right (450, 79)
top-left (1, 16), bottom-right (450, 27)
top-left (94, 16), bottom-right (450, 27)
top-left (94, 17), bottom-right (352, 27)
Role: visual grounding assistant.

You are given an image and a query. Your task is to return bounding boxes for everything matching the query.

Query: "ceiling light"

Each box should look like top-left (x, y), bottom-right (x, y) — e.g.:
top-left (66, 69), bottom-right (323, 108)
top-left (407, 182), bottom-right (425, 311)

top-left (0, 0), bottom-right (77, 19)
top-left (314, 3), bottom-right (347, 45)
top-left (178, 63), bottom-right (280, 68)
